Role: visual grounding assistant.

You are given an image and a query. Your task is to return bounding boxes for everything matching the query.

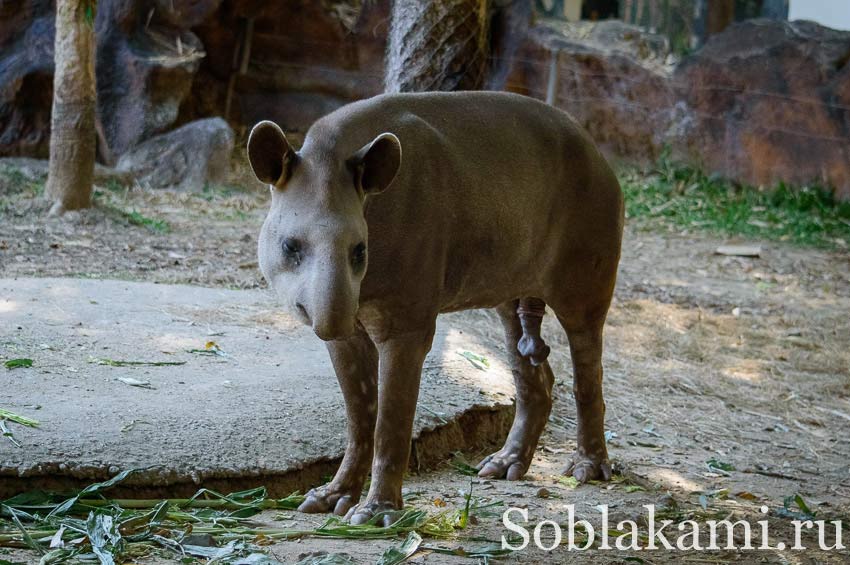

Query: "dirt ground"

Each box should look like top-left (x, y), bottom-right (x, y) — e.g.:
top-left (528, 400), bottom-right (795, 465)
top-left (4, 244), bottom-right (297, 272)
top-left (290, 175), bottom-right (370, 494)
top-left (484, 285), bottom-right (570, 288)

top-left (1, 176), bottom-right (849, 564)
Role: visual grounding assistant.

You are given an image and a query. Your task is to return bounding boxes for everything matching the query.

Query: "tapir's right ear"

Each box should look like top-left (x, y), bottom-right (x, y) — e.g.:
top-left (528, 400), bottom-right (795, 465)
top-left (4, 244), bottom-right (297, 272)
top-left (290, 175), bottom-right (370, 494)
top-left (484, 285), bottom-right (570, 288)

top-left (247, 121), bottom-right (297, 187)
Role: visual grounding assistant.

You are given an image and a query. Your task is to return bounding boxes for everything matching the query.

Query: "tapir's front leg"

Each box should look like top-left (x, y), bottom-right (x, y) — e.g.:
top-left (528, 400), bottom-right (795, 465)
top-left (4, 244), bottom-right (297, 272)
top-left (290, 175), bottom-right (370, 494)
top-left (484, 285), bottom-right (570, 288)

top-left (299, 324), bottom-right (378, 516)
top-left (346, 325), bottom-right (435, 526)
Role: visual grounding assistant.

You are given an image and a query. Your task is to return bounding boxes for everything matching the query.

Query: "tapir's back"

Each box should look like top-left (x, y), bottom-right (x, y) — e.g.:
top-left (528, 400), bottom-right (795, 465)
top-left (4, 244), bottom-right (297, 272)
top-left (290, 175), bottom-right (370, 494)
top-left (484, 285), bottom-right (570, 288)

top-left (307, 91), bottom-right (624, 311)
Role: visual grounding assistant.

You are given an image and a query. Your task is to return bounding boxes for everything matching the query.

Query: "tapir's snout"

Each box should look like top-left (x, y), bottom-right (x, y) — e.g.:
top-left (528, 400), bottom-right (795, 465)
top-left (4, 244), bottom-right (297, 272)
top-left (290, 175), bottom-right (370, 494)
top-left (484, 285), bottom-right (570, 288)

top-left (312, 316), bottom-right (356, 342)
top-left (307, 265), bottom-right (360, 342)
top-left (308, 299), bottom-right (357, 341)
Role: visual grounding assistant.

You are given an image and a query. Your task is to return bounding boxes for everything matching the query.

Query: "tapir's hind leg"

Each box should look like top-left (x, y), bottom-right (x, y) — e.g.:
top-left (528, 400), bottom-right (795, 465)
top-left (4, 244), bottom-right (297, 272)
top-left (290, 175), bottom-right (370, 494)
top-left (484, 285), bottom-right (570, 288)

top-left (554, 310), bottom-right (613, 483)
top-left (476, 300), bottom-right (554, 480)
top-left (299, 323), bottom-right (378, 515)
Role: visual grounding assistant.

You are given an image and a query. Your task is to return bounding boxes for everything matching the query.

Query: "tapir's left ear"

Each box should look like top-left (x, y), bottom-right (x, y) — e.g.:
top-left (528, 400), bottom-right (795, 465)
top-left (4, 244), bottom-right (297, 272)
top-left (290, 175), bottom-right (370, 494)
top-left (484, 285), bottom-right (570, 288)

top-left (348, 133), bottom-right (402, 194)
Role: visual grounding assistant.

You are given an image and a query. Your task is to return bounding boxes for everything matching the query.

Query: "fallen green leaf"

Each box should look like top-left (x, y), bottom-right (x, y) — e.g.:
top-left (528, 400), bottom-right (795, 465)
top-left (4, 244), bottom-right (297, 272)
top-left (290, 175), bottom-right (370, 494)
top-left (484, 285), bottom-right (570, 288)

top-left (706, 457), bottom-right (735, 474)
top-left (0, 409), bottom-right (39, 427)
top-left (377, 531), bottom-right (422, 565)
top-left (90, 357), bottom-right (186, 367)
top-left (235, 553), bottom-right (286, 565)
top-left (556, 475), bottom-right (580, 489)
top-left (456, 350), bottom-right (489, 371)
top-left (0, 419), bottom-right (21, 447)
top-left (187, 341), bottom-right (227, 357)
top-left (294, 554), bottom-right (355, 565)
top-left (4, 359), bottom-right (32, 370)
top-left (87, 512), bottom-right (121, 565)
top-left (449, 453), bottom-right (479, 477)
top-left (47, 469), bottom-right (139, 518)
top-left (778, 493), bottom-right (817, 520)
top-left (116, 377), bottom-right (154, 389)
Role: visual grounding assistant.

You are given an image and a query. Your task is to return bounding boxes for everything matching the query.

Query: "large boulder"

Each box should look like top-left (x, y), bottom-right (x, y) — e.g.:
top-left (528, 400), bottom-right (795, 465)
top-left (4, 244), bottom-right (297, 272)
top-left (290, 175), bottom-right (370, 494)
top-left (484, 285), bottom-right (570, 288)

top-left (116, 117), bottom-right (234, 190)
top-left (505, 20), bottom-right (677, 163)
top-left (0, 0), bottom-right (218, 162)
top-left (672, 19), bottom-right (850, 197)
top-left (505, 18), bottom-right (850, 199)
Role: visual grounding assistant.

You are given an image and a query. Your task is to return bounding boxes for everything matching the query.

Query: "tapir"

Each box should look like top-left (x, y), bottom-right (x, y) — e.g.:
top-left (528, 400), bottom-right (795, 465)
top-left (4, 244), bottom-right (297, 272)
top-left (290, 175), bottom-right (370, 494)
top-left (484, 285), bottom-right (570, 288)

top-left (248, 91), bottom-right (624, 525)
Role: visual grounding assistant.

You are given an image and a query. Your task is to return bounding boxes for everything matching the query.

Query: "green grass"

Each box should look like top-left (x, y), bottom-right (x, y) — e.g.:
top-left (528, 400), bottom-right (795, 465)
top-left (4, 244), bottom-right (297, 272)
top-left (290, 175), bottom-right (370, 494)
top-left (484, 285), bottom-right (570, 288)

top-left (3, 159), bottom-right (848, 249)
top-left (621, 160), bottom-right (850, 249)
top-left (123, 210), bottom-right (170, 233)
top-left (92, 188), bottom-right (171, 233)
top-left (0, 166), bottom-right (44, 213)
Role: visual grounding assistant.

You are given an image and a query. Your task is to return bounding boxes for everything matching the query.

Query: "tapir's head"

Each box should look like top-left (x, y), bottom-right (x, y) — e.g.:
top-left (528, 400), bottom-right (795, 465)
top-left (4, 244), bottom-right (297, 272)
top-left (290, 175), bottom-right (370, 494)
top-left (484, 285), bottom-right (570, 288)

top-left (248, 120), bottom-right (401, 341)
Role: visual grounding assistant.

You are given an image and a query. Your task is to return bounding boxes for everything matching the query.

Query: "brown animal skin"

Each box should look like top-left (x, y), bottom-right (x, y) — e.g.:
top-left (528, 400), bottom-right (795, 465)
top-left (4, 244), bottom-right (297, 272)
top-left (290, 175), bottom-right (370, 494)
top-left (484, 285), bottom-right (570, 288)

top-left (247, 91), bottom-right (624, 525)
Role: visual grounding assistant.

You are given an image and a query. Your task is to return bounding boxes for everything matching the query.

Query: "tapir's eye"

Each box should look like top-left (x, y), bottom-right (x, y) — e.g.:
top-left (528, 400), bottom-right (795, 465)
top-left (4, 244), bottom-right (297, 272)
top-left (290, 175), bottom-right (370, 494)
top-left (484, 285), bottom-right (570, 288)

top-left (352, 242), bottom-right (366, 268)
top-left (282, 238), bottom-right (301, 262)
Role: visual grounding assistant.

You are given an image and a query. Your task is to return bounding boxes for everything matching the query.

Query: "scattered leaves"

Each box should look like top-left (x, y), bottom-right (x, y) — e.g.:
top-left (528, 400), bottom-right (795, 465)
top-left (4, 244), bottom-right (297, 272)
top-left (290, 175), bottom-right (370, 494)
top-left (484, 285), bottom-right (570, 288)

top-left (0, 471), bottom-right (507, 563)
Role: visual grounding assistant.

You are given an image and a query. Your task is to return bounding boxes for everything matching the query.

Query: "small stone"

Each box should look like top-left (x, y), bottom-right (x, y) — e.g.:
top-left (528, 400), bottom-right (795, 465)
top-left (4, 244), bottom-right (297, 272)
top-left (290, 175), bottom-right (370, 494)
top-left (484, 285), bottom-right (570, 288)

top-left (536, 487), bottom-right (551, 498)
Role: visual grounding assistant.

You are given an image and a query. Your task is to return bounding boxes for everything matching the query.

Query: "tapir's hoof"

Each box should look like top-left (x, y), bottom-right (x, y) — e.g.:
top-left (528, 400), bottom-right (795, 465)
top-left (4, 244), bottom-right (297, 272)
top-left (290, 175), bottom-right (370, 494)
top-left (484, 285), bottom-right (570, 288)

top-left (298, 484), bottom-right (362, 516)
top-left (563, 451), bottom-right (612, 483)
top-left (344, 500), bottom-right (402, 527)
top-left (475, 447), bottom-right (532, 481)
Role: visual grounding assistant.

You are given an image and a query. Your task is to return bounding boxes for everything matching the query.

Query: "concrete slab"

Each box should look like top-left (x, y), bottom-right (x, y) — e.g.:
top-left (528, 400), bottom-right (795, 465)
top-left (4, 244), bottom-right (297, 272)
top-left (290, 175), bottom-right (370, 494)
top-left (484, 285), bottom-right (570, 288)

top-left (0, 278), bottom-right (515, 497)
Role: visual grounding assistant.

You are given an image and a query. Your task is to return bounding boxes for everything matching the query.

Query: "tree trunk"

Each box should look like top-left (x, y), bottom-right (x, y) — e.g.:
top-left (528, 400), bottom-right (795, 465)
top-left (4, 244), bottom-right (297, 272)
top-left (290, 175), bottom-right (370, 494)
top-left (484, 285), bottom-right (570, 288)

top-left (706, 0), bottom-right (734, 35)
top-left (385, 0), bottom-right (490, 93)
top-left (46, 0), bottom-right (97, 215)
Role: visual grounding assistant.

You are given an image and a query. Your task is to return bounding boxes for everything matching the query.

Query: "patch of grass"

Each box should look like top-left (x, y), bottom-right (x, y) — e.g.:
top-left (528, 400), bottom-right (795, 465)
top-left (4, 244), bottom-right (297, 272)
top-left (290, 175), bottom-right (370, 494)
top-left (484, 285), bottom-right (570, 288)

top-left (0, 166), bottom-right (43, 197)
top-left (202, 183), bottom-right (242, 200)
top-left (103, 177), bottom-right (125, 194)
top-left (92, 189), bottom-right (170, 233)
top-left (0, 166), bottom-right (44, 213)
top-left (621, 157), bottom-right (850, 249)
top-left (124, 210), bottom-right (169, 233)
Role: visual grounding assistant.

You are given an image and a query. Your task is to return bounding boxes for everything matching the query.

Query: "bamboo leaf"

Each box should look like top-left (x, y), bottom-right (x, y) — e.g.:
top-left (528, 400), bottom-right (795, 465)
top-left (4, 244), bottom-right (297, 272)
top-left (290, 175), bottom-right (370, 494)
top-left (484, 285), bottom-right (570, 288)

top-left (47, 469), bottom-right (138, 518)
top-left (0, 409), bottom-right (39, 427)
top-left (377, 531), bottom-right (422, 565)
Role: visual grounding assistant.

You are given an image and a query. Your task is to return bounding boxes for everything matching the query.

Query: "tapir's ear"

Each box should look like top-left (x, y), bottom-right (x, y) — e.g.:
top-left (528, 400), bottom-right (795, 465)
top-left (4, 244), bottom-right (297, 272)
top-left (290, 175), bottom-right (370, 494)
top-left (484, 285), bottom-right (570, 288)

top-left (348, 132), bottom-right (402, 194)
top-left (247, 120), bottom-right (297, 187)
